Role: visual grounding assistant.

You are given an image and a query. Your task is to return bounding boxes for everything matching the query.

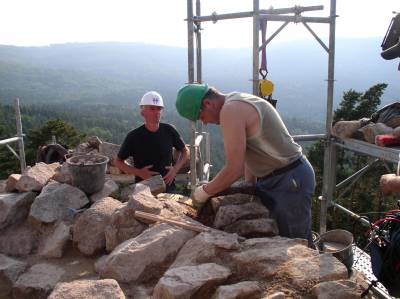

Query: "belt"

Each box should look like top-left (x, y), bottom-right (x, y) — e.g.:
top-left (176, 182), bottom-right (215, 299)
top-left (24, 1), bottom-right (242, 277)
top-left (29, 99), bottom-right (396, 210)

top-left (259, 157), bottom-right (303, 180)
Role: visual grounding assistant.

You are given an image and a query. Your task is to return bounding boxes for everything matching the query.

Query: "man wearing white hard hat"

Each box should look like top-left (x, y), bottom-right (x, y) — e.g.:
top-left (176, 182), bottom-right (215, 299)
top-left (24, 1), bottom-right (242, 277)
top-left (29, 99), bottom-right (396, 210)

top-left (114, 91), bottom-right (188, 192)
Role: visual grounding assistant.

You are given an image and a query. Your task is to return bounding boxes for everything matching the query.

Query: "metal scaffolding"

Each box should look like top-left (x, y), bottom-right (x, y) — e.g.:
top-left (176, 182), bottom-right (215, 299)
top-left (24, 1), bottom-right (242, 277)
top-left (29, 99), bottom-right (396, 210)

top-left (0, 98), bottom-right (26, 173)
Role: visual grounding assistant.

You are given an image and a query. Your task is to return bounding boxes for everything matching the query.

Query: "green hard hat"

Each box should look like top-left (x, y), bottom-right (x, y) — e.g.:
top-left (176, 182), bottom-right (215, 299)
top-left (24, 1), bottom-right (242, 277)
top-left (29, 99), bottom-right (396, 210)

top-left (176, 83), bottom-right (209, 121)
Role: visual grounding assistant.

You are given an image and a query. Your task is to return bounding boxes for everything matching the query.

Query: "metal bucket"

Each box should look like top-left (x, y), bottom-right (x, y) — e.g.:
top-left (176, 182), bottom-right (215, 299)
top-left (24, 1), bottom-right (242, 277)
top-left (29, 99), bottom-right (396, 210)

top-left (316, 229), bottom-right (354, 270)
top-left (66, 154), bottom-right (109, 195)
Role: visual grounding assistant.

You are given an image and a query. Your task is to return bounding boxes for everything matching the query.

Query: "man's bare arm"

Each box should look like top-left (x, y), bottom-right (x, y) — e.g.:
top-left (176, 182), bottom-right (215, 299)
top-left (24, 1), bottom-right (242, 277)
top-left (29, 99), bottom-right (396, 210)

top-left (163, 146), bottom-right (189, 185)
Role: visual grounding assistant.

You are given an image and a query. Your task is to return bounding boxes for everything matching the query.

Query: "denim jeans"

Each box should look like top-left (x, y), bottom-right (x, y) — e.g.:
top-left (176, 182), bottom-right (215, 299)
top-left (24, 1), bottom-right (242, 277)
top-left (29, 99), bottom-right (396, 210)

top-left (255, 156), bottom-right (316, 246)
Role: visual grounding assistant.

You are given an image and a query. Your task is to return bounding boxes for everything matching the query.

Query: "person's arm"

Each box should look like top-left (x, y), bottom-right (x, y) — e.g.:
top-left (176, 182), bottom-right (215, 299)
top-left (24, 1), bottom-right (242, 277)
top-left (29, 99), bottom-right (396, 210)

top-left (203, 102), bottom-right (247, 195)
top-left (113, 158), bottom-right (158, 180)
top-left (163, 146), bottom-right (189, 185)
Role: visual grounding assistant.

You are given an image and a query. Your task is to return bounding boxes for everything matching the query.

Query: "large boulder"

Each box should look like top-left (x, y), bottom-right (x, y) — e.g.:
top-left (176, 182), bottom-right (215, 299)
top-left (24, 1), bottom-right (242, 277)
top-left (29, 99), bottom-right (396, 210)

top-left (213, 201), bottom-right (269, 229)
top-left (16, 162), bottom-right (59, 192)
top-left (104, 203), bottom-right (148, 252)
top-left (29, 182), bottom-right (89, 223)
top-left (5, 174), bottom-right (21, 192)
top-left (223, 218), bottom-right (279, 238)
top-left (48, 279), bottom-right (126, 299)
top-left (0, 222), bottom-right (39, 257)
top-left (12, 263), bottom-right (65, 299)
top-left (0, 254), bottom-right (27, 298)
top-left (95, 223), bottom-right (196, 283)
top-left (0, 192), bottom-right (36, 230)
top-left (153, 263), bottom-right (231, 299)
top-left (311, 279), bottom-right (363, 299)
top-left (90, 178), bottom-right (119, 203)
top-left (38, 222), bottom-right (71, 258)
top-left (73, 197), bottom-right (123, 255)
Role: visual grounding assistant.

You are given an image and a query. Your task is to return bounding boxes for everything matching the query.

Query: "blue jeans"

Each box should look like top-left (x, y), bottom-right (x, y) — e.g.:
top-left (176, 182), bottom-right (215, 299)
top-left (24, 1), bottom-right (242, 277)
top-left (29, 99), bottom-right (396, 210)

top-left (255, 156), bottom-right (316, 246)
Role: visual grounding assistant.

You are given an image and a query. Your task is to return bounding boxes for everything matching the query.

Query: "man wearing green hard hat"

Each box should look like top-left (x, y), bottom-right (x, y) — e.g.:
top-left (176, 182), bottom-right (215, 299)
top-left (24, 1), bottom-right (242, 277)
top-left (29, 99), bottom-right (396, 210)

top-left (176, 83), bottom-right (316, 246)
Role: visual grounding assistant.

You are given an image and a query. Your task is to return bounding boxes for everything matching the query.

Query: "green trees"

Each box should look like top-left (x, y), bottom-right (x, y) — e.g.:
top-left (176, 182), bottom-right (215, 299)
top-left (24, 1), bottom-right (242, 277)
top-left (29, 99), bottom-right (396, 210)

top-left (308, 83), bottom-right (396, 241)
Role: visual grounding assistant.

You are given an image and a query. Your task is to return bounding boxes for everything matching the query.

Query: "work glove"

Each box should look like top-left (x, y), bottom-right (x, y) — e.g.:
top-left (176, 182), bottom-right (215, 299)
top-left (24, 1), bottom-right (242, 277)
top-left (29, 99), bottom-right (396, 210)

top-left (192, 184), bottom-right (210, 209)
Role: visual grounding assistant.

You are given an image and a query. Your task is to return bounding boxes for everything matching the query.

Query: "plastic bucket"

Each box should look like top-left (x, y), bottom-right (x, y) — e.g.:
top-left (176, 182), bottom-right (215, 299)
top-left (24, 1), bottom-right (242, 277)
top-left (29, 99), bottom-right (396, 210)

top-left (316, 229), bottom-right (354, 270)
top-left (66, 154), bottom-right (109, 194)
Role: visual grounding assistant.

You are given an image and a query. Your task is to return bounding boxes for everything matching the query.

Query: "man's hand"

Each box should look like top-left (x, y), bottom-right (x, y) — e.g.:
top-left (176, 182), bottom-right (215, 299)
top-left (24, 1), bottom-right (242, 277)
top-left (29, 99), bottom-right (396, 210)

top-left (192, 184), bottom-right (210, 209)
top-left (138, 165), bottom-right (159, 180)
top-left (163, 166), bottom-right (177, 186)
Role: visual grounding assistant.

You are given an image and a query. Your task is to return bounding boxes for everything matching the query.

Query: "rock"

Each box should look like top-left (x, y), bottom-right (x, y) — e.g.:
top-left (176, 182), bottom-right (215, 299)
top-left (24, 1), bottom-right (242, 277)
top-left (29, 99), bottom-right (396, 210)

top-left (0, 192), bottom-right (36, 230)
top-left (29, 182), bottom-right (89, 223)
top-left (38, 222), bottom-right (71, 258)
top-left (87, 136), bottom-right (103, 149)
top-left (153, 263), bottom-right (231, 299)
top-left (358, 122), bottom-right (393, 144)
top-left (104, 203), bottom-right (148, 252)
top-left (95, 223), bottom-right (196, 283)
top-left (90, 178), bottom-right (119, 203)
top-left (212, 281), bottom-right (262, 299)
top-left (331, 120), bottom-right (362, 139)
top-left (73, 197), bottom-right (123, 255)
top-left (48, 279), bottom-right (126, 299)
top-left (5, 173), bottom-right (21, 192)
top-left (231, 237), bottom-right (313, 279)
top-left (280, 253), bottom-right (348, 289)
top-left (106, 174), bottom-right (136, 184)
top-left (0, 222), bottom-right (39, 256)
top-left (223, 218), bottom-right (279, 238)
top-left (16, 162), bottom-right (59, 192)
top-left (139, 175), bottom-right (166, 195)
top-left (51, 163), bottom-right (73, 184)
top-left (211, 193), bottom-right (257, 212)
top-left (264, 292), bottom-right (286, 299)
top-left (12, 263), bottom-right (65, 299)
top-left (121, 177), bottom-right (166, 201)
top-left (0, 254), bottom-right (27, 298)
top-left (213, 201), bottom-right (269, 229)
top-left (99, 141), bottom-right (120, 162)
top-left (171, 231), bottom-right (240, 269)
top-left (311, 279), bottom-right (363, 299)
top-left (126, 187), bottom-right (164, 217)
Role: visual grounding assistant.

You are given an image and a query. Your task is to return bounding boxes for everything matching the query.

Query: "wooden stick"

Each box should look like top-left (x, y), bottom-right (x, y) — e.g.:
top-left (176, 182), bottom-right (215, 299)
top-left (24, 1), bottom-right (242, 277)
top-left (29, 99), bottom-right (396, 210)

top-left (134, 211), bottom-right (210, 233)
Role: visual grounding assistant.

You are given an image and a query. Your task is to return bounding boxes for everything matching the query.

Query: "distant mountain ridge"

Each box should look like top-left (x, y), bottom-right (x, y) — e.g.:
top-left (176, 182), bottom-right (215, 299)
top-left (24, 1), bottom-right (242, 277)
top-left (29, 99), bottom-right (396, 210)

top-left (0, 39), bottom-right (398, 122)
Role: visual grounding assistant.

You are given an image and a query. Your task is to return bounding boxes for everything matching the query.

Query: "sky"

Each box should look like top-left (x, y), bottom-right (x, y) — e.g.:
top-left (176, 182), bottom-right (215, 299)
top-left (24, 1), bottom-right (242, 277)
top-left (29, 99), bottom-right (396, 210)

top-left (0, 0), bottom-right (398, 48)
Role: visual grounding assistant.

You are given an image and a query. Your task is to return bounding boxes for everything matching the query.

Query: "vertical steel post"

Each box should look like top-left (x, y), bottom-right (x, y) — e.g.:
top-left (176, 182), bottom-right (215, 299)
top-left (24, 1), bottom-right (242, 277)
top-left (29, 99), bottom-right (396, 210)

top-left (187, 0), bottom-right (197, 194)
top-left (252, 0), bottom-right (260, 95)
top-left (14, 98), bottom-right (26, 172)
top-left (320, 0), bottom-right (337, 234)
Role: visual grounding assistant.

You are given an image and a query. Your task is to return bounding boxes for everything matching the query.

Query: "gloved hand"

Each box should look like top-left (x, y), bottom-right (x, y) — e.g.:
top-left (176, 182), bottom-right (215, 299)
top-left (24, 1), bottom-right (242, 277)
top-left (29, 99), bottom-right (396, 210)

top-left (192, 184), bottom-right (210, 209)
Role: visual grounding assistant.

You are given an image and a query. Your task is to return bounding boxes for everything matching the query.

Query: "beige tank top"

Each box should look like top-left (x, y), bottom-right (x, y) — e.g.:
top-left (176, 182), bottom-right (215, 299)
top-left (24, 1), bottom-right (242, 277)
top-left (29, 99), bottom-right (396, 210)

top-left (226, 92), bottom-right (302, 177)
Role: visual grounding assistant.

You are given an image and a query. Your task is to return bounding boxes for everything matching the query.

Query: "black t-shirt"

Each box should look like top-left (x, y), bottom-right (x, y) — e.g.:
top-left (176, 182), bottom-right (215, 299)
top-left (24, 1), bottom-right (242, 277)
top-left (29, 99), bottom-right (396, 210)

top-left (118, 123), bottom-right (185, 182)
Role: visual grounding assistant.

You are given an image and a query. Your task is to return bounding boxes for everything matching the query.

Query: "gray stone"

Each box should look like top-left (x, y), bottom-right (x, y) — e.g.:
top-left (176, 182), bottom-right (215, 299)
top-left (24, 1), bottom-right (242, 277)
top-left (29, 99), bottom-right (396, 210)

top-left (0, 254), bottom-right (27, 298)
top-left (29, 182), bottom-right (89, 223)
top-left (0, 222), bottom-right (39, 256)
top-left (90, 178), bottom-right (119, 203)
top-left (99, 141), bottom-right (120, 162)
top-left (213, 201), bottom-right (269, 229)
top-left (104, 203), bottom-right (148, 252)
top-left (51, 163), bottom-right (73, 184)
top-left (171, 231), bottom-right (240, 269)
top-left (73, 197), bottom-right (123, 255)
top-left (223, 218), bottom-right (279, 238)
top-left (126, 186), bottom-right (163, 217)
top-left (13, 263), bottom-right (65, 299)
top-left (38, 222), bottom-right (71, 258)
top-left (212, 281), bottom-right (262, 299)
top-left (95, 223), bottom-right (196, 282)
top-left (0, 192), bottom-right (36, 229)
top-left (210, 193), bottom-right (257, 213)
top-left (48, 279), bottom-right (126, 299)
top-left (153, 263), bottom-right (231, 299)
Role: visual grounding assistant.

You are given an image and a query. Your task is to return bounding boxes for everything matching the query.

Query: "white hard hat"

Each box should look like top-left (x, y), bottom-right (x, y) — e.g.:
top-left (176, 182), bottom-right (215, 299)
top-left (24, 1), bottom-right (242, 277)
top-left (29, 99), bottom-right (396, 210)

top-left (139, 91), bottom-right (164, 107)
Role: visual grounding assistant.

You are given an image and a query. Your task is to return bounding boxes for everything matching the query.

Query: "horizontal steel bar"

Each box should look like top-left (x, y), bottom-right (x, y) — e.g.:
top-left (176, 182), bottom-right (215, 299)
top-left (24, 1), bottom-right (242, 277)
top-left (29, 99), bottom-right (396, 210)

top-left (0, 137), bottom-right (21, 145)
top-left (191, 5), bottom-right (324, 23)
top-left (293, 133), bottom-right (326, 141)
top-left (259, 15), bottom-right (332, 24)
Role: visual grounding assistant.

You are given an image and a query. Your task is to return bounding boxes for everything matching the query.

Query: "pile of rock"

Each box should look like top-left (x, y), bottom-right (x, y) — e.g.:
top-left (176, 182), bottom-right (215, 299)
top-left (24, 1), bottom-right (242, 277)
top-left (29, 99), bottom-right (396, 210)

top-left (0, 161), bottom-right (368, 299)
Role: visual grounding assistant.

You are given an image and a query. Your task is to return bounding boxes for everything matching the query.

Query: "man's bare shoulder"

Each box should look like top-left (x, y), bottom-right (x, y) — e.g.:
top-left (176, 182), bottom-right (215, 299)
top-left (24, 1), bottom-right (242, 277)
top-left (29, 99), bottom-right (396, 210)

top-left (221, 100), bottom-right (257, 118)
